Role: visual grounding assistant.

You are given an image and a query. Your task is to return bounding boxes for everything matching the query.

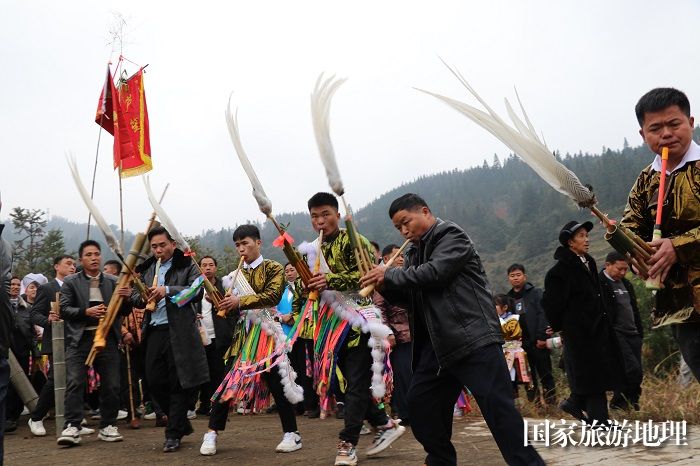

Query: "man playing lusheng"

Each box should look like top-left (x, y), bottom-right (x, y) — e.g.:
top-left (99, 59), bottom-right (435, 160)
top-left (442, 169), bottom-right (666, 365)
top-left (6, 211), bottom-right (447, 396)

top-left (621, 87), bottom-right (700, 382)
top-left (361, 193), bottom-right (543, 466)
top-left (301, 192), bottom-right (404, 466)
top-left (201, 225), bottom-right (302, 456)
top-left (127, 226), bottom-right (209, 453)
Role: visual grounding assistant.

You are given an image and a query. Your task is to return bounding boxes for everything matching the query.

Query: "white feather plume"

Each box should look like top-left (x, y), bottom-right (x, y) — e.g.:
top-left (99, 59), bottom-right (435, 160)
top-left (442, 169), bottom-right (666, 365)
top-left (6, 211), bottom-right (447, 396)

top-left (418, 62), bottom-right (595, 208)
top-left (225, 95), bottom-right (273, 216)
top-left (66, 153), bottom-right (124, 257)
top-left (143, 176), bottom-right (191, 253)
top-left (311, 73), bottom-right (348, 197)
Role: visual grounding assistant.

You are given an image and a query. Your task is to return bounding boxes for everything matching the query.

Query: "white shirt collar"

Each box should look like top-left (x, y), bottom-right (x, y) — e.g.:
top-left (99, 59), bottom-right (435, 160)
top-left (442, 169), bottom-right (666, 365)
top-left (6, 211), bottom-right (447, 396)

top-left (651, 140), bottom-right (700, 174)
top-left (603, 270), bottom-right (617, 282)
top-left (56, 278), bottom-right (64, 287)
top-left (243, 255), bottom-right (264, 270)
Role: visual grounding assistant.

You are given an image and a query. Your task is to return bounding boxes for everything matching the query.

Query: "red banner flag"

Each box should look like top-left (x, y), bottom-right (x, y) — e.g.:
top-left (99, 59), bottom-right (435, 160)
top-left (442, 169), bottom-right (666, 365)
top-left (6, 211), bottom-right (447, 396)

top-left (95, 65), bottom-right (117, 135)
top-left (113, 68), bottom-right (152, 178)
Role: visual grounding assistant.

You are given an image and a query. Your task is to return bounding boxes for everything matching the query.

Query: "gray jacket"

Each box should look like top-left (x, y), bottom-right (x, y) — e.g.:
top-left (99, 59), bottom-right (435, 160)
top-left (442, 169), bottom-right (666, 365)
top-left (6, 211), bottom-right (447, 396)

top-left (1, 224), bottom-right (14, 357)
top-left (131, 249), bottom-right (209, 390)
top-left (60, 271), bottom-right (130, 348)
top-left (383, 218), bottom-right (504, 368)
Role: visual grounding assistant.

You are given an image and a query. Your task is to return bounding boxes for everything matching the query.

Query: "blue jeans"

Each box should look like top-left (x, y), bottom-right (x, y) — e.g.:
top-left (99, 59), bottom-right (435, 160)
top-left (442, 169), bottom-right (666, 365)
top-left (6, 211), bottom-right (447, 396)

top-left (0, 357), bottom-right (10, 466)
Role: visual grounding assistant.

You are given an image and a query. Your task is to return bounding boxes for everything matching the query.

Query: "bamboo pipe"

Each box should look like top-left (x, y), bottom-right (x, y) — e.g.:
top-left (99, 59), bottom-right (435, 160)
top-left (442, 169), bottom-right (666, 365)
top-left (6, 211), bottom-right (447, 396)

top-left (308, 230), bottom-right (324, 301)
top-left (144, 259), bottom-right (161, 312)
top-left (51, 319), bottom-right (65, 437)
top-left (218, 257), bottom-right (245, 318)
top-left (359, 239), bottom-right (410, 298)
top-left (86, 231), bottom-right (147, 366)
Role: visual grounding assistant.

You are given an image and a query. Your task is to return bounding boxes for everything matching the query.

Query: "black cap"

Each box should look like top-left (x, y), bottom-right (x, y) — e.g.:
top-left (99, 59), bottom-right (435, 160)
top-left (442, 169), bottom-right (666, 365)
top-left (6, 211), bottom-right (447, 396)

top-left (559, 220), bottom-right (593, 246)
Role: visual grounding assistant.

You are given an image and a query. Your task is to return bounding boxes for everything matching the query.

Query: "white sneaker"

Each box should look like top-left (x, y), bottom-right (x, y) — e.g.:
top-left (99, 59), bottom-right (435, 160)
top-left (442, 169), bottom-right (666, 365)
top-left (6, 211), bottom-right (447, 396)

top-left (360, 424), bottom-right (371, 435)
top-left (21, 406), bottom-right (29, 416)
top-left (28, 419), bottom-right (46, 436)
top-left (366, 420), bottom-right (406, 456)
top-left (275, 432), bottom-right (302, 452)
top-left (80, 426), bottom-right (96, 435)
top-left (143, 411), bottom-right (157, 420)
top-left (57, 426), bottom-right (81, 446)
top-left (334, 440), bottom-right (358, 466)
top-left (90, 409), bottom-right (101, 420)
top-left (117, 410), bottom-right (128, 420)
top-left (187, 410), bottom-right (197, 420)
top-left (200, 431), bottom-right (218, 456)
top-left (98, 425), bottom-right (123, 442)
top-left (81, 418), bottom-right (88, 426)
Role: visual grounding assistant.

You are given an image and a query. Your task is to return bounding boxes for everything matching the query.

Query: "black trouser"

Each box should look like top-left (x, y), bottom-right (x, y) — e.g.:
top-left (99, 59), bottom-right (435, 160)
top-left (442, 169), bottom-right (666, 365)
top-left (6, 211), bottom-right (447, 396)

top-left (1, 357), bottom-right (10, 465)
top-left (568, 392), bottom-right (609, 424)
top-left (64, 331), bottom-right (120, 429)
top-left (145, 326), bottom-right (194, 440)
top-left (390, 342), bottom-right (412, 422)
top-left (673, 322), bottom-right (700, 383)
top-left (525, 346), bottom-right (556, 403)
top-left (31, 354), bottom-right (54, 421)
top-left (291, 338), bottom-right (318, 412)
top-left (197, 341), bottom-right (226, 412)
top-left (208, 363), bottom-right (298, 433)
top-left (408, 340), bottom-right (544, 466)
top-left (337, 334), bottom-right (390, 446)
top-left (610, 331), bottom-right (642, 409)
top-left (6, 350), bottom-right (29, 422)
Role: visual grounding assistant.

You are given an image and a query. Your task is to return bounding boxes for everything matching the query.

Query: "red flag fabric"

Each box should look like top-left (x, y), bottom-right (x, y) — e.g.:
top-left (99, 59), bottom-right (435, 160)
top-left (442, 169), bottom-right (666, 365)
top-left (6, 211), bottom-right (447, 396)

top-left (113, 69), bottom-right (152, 178)
top-left (95, 65), bottom-right (117, 135)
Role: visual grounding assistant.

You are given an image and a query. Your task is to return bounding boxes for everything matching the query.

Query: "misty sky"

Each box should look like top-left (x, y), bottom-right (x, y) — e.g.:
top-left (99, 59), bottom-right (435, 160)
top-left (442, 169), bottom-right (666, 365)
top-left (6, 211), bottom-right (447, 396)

top-left (2, 0), bottom-right (699, 236)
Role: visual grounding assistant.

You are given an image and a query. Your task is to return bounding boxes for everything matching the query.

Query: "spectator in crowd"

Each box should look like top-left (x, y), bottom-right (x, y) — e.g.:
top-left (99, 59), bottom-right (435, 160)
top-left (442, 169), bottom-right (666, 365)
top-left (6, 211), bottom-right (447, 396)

top-left (506, 264), bottom-right (555, 404)
top-left (373, 244), bottom-right (412, 426)
top-left (28, 254), bottom-right (76, 436)
top-left (599, 251), bottom-right (644, 411)
top-left (1, 210), bottom-right (15, 464)
top-left (5, 277), bottom-right (35, 433)
top-left (103, 260), bottom-right (122, 276)
top-left (193, 255), bottom-right (234, 416)
top-left (58, 240), bottom-right (131, 446)
top-left (543, 221), bottom-right (621, 426)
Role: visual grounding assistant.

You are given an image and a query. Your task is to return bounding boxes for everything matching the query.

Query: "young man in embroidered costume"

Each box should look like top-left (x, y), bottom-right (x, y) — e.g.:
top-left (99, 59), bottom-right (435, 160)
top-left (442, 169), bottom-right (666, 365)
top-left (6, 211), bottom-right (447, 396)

top-left (201, 224), bottom-right (302, 456)
top-left (361, 193), bottom-right (543, 466)
top-left (621, 87), bottom-right (700, 382)
top-left (126, 226), bottom-right (210, 453)
top-left (299, 192), bottom-right (404, 466)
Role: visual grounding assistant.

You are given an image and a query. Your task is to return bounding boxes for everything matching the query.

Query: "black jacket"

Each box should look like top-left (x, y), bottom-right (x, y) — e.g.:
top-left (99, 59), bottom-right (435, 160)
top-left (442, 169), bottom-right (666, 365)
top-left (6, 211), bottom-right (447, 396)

top-left (598, 271), bottom-right (644, 338)
top-left (194, 277), bottom-right (235, 349)
top-left (543, 247), bottom-right (622, 394)
top-left (383, 218), bottom-right (503, 368)
top-left (507, 282), bottom-right (549, 347)
top-left (11, 296), bottom-right (36, 359)
top-left (132, 249), bottom-right (209, 390)
top-left (60, 271), bottom-right (131, 348)
top-left (0, 225), bottom-right (12, 358)
top-left (31, 279), bottom-right (62, 354)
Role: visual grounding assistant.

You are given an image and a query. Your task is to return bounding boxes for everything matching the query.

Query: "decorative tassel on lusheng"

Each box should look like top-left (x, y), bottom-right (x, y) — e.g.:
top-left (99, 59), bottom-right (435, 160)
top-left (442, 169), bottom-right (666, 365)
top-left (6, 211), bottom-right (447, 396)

top-left (212, 309), bottom-right (304, 408)
top-left (314, 291), bottom-right (392, 408)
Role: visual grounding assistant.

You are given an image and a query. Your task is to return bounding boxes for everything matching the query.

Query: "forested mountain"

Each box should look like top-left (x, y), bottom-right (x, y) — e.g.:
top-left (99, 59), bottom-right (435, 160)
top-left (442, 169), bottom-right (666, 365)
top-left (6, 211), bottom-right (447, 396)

top-left (5, 130), bottom-right (699, 292)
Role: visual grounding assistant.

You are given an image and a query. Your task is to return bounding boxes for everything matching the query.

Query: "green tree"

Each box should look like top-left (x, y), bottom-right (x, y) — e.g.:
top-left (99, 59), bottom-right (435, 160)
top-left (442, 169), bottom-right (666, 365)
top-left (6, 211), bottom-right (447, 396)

top-left (34, 229), bottom-right (67, 277)
top-left (10, 207), bottom-right (48, 276)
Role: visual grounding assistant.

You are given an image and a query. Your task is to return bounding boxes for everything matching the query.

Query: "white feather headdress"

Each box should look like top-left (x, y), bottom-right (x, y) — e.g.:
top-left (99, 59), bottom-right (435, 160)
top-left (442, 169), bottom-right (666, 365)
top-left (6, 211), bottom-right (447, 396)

top-left (417, 62), bottom-right (596, 208)
top-left (311, 73), bottom-right (348, 197)
top-left (143, 176), bottom-right (191, 253)
top-left (66, 153), bottom-right (124, 257)
top-left (225, 94), bottom-right (273, 216)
